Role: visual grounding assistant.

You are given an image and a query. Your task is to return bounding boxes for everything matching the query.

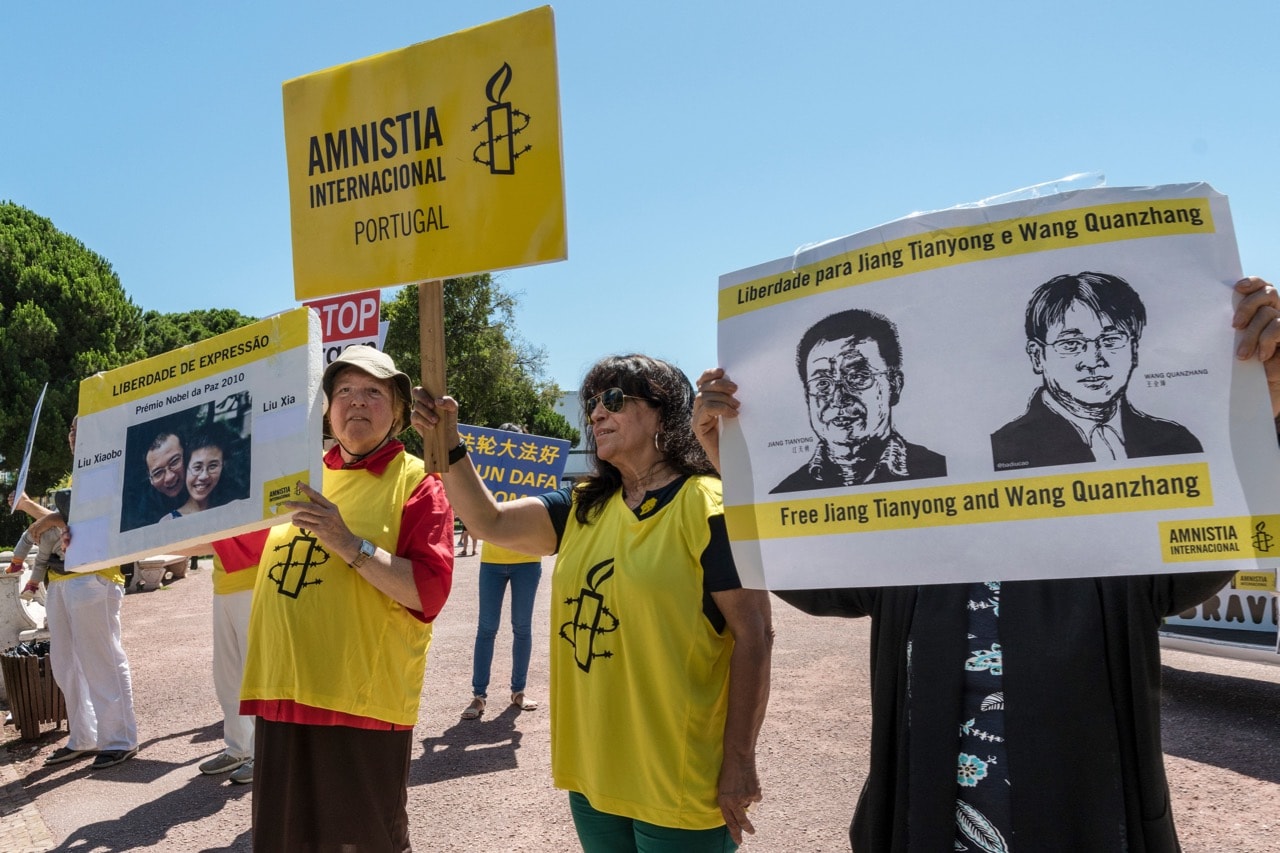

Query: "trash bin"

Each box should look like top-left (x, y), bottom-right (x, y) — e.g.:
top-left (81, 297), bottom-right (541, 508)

top-left (1, 640), bottom-right (66, 740)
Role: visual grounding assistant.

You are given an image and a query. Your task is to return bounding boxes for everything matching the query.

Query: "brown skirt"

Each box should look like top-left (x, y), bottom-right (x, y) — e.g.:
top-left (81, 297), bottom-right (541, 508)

top-left (252, 717), bottom-right (412, 853)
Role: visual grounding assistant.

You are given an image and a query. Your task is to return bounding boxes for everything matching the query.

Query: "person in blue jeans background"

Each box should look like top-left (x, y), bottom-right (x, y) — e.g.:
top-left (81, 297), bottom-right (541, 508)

top-left (462, 423), bottom-right (542, 720)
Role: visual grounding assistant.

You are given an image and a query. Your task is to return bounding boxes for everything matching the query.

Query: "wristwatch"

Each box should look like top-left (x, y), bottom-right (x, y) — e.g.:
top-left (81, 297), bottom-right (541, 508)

top-left (448, 439), bottom-right (469, 464)
top-left (350, 538), bottom-right (376, 569)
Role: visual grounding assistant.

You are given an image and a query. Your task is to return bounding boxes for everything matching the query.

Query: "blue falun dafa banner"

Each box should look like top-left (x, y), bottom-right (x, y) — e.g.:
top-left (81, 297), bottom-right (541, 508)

top-left (456, 424), bottom-right (570, 502)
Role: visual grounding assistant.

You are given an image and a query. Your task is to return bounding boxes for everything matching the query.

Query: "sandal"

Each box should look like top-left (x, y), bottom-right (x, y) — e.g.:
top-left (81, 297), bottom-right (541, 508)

top-left (460, 696), bottom-right (486, 720)
top-left (511, 691), bottom-right (539, 711)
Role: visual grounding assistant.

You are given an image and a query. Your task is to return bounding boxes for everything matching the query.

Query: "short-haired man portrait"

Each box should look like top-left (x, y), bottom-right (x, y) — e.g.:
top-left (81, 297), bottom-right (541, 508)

top-left (772, 308), bottom-right (947, 493)
top-left (120, 429), bottom-right (189, 531)
top-left (146, 431), bottom-right (187, 503)
top-left (991, 271), bottom-right (1202, 471)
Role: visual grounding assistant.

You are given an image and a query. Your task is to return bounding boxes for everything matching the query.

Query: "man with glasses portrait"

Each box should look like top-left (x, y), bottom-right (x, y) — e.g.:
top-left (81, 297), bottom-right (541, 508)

top-left (145, 431), bottom-right (188, 505)
top-left (772, 308), bottom-right (946, 493)
top-left (991, 271), bottom-right (1202, 471)
top-left (119, 429), bottom-right (190, 531)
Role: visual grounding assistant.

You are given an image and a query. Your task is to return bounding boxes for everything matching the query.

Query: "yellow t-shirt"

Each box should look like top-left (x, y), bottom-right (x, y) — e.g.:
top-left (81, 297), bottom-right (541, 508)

top-left (212, 553), bottom-right (258, 595)
top-left (480, 541), bottom-right (540, 565)
top-left (48, 566), bottom-right (124, 585)
top-left (550, 475), bottom-right (733, 830)
top-left (241, 452), bottom-right (432, 725)
top-left (211, 530), bottom-right (268, 595)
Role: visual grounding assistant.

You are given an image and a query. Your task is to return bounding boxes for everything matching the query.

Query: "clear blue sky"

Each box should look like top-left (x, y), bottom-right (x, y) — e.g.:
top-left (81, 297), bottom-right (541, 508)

top-left (4, 1), bottom-right (1277, 391)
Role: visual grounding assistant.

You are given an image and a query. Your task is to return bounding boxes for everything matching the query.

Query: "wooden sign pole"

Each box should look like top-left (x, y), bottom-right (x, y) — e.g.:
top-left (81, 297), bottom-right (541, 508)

top-left (418, 280), bottom-right (455, 472)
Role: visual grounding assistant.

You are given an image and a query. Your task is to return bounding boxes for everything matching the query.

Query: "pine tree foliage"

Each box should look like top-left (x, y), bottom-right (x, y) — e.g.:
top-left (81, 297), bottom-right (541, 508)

top-left (0, 201), bottom-right (145, 537)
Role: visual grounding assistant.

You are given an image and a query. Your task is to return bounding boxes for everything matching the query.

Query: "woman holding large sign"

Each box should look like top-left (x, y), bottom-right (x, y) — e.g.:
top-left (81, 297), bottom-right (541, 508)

top-left (461, 421), bottom-right (544, 721)
top-left (689, 276), bottom-right (1280, 853)
top-left (413, 354), bottom-right (773, 851)
top-left (240, 346), bottom-right (455, 852)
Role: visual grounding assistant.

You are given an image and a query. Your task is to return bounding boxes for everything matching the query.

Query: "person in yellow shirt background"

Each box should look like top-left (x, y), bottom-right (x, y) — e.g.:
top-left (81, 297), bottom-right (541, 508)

top-left (461, 422), bottom-right (542, 721)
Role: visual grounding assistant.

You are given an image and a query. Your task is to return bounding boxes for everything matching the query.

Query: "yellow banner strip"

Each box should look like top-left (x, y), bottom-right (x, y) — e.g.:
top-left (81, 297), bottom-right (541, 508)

top-left (79, 308), bottom-right (311, 415)
top-left (726, 462), bottom-right (1212, 541)
top-left (720, 198), bottom-right (1215, 319)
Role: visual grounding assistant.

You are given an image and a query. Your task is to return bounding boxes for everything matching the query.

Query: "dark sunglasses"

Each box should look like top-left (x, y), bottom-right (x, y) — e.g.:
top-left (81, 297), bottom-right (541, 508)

top-left (583, 387), bottom-right (649, 415)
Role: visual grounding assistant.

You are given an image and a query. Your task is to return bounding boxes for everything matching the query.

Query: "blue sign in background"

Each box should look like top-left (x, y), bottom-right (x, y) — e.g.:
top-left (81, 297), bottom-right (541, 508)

top-left (457, 424), bottom-right (570, 502)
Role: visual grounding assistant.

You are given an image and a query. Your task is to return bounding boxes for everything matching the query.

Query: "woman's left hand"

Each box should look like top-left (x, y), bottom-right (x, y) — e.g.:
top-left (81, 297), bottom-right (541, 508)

top-left (717, 756), bottom-right (762, 843)
top-left (713, 586), bottom-right (772, 843)
top-left (286, 481), bottom-right (358, 558)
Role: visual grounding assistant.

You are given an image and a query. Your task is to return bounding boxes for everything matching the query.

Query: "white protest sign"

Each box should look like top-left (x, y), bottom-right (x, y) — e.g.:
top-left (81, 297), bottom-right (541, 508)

top-left (66, 308), bottom-right (324, 572)
top-left (10, 382), bottom-right (47, 513)
top-left (717, 183), bottom-right (1280, 589)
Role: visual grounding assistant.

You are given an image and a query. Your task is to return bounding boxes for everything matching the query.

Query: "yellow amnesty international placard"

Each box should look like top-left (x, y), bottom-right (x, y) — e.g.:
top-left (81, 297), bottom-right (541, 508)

top-left (262, 473), bottom-right (307, 518)
top-left (283, 6), bottom-right (566, 299)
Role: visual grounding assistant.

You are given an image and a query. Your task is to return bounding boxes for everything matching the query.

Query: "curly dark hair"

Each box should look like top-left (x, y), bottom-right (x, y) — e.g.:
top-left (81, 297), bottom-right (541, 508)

top-left (573, 354), bottom-right (716, 524)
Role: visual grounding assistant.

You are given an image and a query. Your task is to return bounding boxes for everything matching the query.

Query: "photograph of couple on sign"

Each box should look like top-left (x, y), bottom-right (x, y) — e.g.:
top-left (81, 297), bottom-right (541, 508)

top-left (118, 391), bottom-right (253, 532)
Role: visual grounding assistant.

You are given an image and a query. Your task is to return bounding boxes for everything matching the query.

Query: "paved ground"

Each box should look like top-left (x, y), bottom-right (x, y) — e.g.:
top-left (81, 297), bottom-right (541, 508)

top-left (2, 555), bottom-right (1278, 852)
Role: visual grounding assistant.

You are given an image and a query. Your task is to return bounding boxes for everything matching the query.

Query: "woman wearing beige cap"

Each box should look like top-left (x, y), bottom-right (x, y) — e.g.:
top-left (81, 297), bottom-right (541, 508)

top-left (240, 345), bottom-right (455, 852)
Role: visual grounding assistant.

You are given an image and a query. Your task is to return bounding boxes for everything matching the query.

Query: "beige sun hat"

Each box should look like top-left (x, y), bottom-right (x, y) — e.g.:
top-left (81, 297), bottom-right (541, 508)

top-left (322, 345), bottom-right (412, 431)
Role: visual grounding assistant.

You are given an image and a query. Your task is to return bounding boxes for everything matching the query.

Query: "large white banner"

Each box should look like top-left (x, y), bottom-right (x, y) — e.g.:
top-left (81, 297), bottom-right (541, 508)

top-left (717, 183), bottom-right (1280, 589)
top-left (66, 308), bottom-right (324, 572)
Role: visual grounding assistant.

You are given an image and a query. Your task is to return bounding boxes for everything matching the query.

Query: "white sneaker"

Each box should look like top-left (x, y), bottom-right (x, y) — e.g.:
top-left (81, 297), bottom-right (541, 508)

top-left (199, 753), bottom-right (248, 775)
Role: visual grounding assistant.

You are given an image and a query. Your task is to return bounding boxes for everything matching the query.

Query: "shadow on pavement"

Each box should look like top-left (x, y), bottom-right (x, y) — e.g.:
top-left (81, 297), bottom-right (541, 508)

top-left (412, 704), bottom-right (524, 785)
top-left (1160, 664), bottom-right (1280, 783)
top-left (46, 769), bottom-right (250, 852)
top-left (18, 723), bottom-right (224, 799)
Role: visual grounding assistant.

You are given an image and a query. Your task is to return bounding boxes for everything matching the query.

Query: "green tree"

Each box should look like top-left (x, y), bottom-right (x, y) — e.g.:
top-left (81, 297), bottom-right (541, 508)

top-left (529, 395), bottom-right (578, 444)
top-left (0, 202), bottom-right (146, 543)
top-left (382, 275), bottom-right (579, 457)
top-left (140, 307), bottom-right (260, 358)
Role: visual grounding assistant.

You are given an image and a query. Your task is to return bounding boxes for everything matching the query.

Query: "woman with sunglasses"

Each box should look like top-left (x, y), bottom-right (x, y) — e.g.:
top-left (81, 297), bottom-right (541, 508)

top-left (413, 354), bottom-right (773, 852)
